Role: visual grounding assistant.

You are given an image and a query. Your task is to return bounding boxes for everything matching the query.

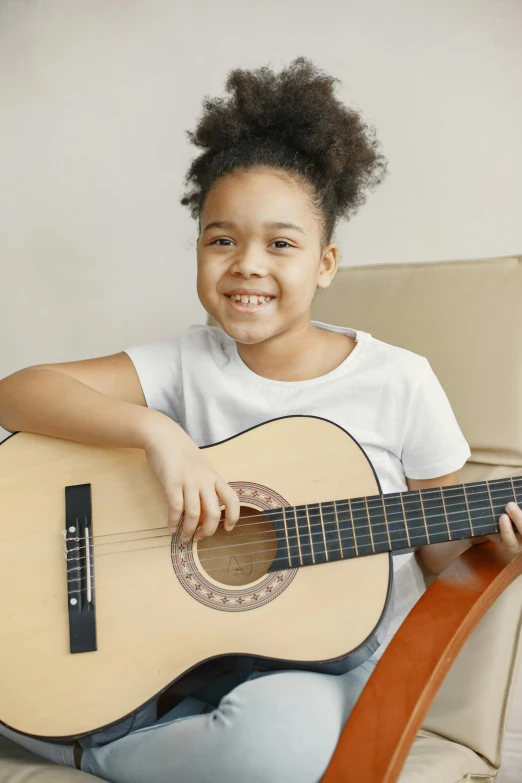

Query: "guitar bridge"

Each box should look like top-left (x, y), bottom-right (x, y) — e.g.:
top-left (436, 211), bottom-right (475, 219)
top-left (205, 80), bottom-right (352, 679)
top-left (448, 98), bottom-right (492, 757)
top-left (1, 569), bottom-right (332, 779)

top-left (64, 484), bottom-right (97, 654)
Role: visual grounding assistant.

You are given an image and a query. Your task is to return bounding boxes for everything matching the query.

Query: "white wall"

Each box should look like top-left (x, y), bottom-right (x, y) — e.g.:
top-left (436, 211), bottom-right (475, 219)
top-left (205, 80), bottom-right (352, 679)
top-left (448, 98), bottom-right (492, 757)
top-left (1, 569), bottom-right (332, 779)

top-left (0, 2), bottom-right (521, 776)
top-left (1, 0), bottom-right (521, 382)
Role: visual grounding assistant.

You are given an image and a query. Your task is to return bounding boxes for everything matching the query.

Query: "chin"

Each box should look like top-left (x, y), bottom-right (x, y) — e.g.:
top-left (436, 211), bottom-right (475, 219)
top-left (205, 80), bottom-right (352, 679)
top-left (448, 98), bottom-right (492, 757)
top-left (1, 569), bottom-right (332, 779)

top-left (221, 321), bottom-right (270, 345)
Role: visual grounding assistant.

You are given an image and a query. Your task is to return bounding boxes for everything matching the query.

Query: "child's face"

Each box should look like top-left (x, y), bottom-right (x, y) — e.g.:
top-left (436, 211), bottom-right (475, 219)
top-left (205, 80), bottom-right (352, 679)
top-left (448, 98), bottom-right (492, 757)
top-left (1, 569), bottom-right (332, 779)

top-left (196, 167), bottom-right (338, 345)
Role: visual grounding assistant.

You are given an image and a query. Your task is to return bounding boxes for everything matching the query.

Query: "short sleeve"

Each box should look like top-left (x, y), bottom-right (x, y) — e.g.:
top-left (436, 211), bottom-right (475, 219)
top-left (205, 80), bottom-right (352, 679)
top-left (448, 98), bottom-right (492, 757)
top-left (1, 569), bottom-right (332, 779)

top-left (123, 334), bottom-right (183, 424)
top-left (401, 358), bottom-right (471, 479)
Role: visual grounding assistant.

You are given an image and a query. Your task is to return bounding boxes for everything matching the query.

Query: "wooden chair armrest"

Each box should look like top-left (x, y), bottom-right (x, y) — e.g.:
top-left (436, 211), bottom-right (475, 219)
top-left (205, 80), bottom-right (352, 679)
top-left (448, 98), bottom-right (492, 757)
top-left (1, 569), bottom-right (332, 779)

top-left (322, 543), bottom-right (522, 783)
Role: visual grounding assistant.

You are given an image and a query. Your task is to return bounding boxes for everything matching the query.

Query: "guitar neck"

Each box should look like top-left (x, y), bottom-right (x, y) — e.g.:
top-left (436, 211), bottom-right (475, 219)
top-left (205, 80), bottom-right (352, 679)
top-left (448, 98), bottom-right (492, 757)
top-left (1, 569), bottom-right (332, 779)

top-left (270, 475), bottom-right (522, 571)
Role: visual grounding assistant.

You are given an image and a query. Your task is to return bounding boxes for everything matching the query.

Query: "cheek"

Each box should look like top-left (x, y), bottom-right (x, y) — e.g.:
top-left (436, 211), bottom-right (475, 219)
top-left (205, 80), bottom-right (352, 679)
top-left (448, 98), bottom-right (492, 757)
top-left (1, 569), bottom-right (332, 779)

top-left (196, 277), bottom-right (213, 307)
top-left (196, 265), bottom-right (215, 292)
top-left (280, 271), bottom-right (317, 303)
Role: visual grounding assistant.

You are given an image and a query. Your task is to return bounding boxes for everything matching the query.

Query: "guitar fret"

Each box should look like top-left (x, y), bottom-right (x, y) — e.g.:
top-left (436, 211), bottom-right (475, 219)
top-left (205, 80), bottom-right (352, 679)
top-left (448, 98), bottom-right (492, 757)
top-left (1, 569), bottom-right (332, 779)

top-left (348, 498), bottom-right (358, 556)
top-left (418, 486), bottom-right (447, 545)
top-left (333, 500), bottom-right (344, 559)
top-left (283, 505), bottom-right (299, 568)
top-left (399, 492), bottom-right (411, 547)
top-left (486, 481), bottom-right (495, 526)
top-left (490, 479), bottom-right (517, 522)
top-left (383, 493), bottom-right (409, 550)
top-left (381, 494), bottom-right (392, 549)
top-left (403, 490), bottom-right (427, 547)
top-left (366, 495), bottom-right (391, 553)
top-left (440, 487), bottom-right (451, 541)
top-left (306, 503), bottom-right (327, 564)
top-left (305, 504), bottom-right (315, 564)
top-left (318, 504), bottom-right (329, 561)
top-left (282, 507), bottom-right (292, 565)
top-left (333, 500), bottom-right (356, 558)
top-left (293, 506), bottom-right (303, 565)
top-left (364, 496), bottom-right (376, 553)
top-left (293, 505), bottom-right (313, 567)
top-left (442, 485), bottom-right (470, 540)
top-left (418, 489), bottom-right (430, 544)
top-left (464, 481), bottom-right (494, 537)
top-left (322, 501), bottom-right (344, 561)
top-left (462, 484), bottom-right (474, 536)
top-left (351, 497), bottom-right (373, 556)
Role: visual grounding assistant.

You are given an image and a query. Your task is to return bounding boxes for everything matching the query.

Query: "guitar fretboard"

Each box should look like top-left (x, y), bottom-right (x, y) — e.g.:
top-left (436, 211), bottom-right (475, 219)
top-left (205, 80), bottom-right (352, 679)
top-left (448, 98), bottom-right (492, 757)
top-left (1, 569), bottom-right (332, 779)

top-left (268, 476), bottom-right (522, 571)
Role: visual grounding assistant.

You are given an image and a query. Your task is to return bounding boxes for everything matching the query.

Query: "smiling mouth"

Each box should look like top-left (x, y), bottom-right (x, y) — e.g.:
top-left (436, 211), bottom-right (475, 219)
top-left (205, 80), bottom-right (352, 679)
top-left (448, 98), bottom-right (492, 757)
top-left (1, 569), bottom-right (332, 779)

top-left (224, 294), bottom-right (275, 311)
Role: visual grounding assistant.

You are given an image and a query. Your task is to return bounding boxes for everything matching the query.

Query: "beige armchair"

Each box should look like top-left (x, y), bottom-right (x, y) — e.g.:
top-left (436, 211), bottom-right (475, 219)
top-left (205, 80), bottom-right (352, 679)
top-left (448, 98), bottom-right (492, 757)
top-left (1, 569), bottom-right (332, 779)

top-left (318, 253), bottom-right (522, 782)
top-left (1, 254), bottom-right (521, 782)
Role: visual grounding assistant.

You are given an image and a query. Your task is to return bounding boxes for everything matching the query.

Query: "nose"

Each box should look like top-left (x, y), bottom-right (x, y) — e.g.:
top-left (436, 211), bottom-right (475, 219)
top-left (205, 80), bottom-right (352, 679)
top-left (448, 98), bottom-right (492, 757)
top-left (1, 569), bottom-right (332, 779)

top-left (229, 248), bottom-right (268, 278)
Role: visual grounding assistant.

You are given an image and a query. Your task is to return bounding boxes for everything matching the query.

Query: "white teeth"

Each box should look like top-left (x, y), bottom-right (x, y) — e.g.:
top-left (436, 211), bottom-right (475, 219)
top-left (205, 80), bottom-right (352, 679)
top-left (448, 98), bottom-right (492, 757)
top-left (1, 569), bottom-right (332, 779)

top-left (228, 294), bottom-right (273, 305)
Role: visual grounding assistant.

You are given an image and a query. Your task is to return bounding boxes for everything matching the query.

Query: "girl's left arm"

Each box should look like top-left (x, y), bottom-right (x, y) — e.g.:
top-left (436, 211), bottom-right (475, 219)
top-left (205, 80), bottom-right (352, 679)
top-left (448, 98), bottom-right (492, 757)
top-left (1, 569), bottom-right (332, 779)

top-left (407, 472), bottom-right (522, 575)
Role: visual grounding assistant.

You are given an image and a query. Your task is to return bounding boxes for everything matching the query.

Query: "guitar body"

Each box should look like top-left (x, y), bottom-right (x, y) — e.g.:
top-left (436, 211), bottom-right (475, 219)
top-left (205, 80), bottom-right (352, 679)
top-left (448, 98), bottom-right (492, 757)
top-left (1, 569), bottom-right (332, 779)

top-left (0, 415), bottom-right (391, 740)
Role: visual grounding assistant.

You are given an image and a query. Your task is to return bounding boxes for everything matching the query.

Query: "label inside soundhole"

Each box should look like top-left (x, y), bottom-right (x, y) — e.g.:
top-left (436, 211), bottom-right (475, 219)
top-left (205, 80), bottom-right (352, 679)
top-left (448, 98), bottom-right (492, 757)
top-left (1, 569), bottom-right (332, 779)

top-left (197, 507), bottom-right (276, 586)
top-left (171, 481), bottom-right (297, 612)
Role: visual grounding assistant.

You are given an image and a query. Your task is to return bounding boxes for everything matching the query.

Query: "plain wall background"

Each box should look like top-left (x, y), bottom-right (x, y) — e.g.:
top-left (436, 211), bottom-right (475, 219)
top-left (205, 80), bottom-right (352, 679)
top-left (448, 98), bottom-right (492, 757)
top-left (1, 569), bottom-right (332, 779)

top-left (0, 2), bottom-right (521, 777)
top-left (1, 0), bottom-right (521, 382)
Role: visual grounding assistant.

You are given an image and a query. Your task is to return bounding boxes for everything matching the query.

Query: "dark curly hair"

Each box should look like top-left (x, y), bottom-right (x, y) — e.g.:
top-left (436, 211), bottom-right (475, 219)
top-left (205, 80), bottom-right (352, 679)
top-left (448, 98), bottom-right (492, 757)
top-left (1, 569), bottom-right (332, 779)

top-left (180, 56), bottom-right (388, 249)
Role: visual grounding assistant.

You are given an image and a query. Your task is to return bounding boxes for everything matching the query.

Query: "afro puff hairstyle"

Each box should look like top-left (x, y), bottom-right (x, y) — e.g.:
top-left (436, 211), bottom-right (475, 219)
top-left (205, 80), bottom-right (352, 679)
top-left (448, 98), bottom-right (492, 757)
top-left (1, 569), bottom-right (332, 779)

top-left (180, 56), bottom-right (388, 249)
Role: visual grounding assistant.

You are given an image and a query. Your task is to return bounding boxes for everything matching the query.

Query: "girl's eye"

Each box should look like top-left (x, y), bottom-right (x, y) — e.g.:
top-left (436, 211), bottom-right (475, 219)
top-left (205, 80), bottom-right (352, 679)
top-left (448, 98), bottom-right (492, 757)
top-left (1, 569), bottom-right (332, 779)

top-left (210, 239), bottom-right (291, 249)
top-left (211, 238), bottom-right (233, 246)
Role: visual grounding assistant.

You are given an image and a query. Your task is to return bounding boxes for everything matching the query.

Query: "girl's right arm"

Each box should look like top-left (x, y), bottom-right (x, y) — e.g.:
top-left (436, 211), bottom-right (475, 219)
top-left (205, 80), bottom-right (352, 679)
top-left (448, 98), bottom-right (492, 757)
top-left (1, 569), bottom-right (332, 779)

top-left (0, 353), bottom-right (240, 540)
top-left (0, 353), bottom-right (156, 449)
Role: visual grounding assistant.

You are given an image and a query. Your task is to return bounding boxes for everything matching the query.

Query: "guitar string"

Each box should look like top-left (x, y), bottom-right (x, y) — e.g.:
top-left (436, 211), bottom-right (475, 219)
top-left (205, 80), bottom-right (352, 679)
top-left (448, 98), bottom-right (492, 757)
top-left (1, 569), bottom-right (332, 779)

top-left (66, 494), bottom-right (520, 580)
top-left (185, 524), bottom-right (517, 576)
top-left (65, 490), bottom-right (520, 581)
top-left (66, 515), bottom-right (514, 589)
top-left (66, 479), bottom-right (521, 558)
top-left (92, 489), bottom-right (513, 554)
top-left (100, 484), bottom-right (519, 547)
top-left (87, 476), bottom-right (522, 542)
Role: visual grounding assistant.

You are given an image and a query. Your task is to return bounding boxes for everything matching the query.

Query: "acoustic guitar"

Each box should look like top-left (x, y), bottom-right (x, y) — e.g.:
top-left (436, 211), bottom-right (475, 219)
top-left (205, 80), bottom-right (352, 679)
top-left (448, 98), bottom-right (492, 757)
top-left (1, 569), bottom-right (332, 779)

top-left (0, 415), bottom-right (519, 742)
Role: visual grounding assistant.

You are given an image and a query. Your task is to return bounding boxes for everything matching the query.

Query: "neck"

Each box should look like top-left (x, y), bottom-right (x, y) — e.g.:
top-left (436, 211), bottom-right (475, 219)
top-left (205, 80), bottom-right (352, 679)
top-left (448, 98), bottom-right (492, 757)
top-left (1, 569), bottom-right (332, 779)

top-left (269, 475), bottom-right (522, 572)
top-left (235, 318), bottom-right (321, 381)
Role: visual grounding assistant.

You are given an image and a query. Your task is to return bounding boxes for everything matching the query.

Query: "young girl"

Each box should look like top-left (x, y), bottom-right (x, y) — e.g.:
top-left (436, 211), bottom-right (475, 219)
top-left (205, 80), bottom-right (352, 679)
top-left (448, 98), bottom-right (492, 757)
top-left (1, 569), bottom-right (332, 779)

top-left (1, 57), bottom-right (521, 783)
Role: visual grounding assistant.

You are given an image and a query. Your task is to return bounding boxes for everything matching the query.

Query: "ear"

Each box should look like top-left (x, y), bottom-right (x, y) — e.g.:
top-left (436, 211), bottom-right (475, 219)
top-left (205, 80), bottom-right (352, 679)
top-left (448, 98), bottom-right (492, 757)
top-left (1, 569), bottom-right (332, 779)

top-left (316, 244), bottom-right (339, 289)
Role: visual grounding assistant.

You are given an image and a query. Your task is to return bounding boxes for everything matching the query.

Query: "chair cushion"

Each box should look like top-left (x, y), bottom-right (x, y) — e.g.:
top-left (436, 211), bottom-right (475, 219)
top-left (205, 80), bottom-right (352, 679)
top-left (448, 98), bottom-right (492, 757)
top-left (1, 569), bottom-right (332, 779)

top-left (0, 732), bottom-right (496, 783)
top-left (0, 737), bottom-right (97, 782)
top-left (398, 730), bottom-right (496, 783)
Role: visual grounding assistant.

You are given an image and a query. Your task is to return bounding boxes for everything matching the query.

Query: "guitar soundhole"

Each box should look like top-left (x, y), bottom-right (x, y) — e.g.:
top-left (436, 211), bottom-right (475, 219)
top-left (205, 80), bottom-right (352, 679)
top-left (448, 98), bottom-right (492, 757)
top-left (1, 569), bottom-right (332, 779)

top-left (196, 506), bottom-right (277, 587)
top-left (171, 481), bottom-right (297, 612)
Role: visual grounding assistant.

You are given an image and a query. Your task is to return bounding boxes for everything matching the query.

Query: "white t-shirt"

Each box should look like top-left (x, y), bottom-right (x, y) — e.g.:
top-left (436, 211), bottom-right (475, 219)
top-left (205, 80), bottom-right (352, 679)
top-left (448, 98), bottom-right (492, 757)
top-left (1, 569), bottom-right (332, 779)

top-left (123, 320), bottom-right (471, 661)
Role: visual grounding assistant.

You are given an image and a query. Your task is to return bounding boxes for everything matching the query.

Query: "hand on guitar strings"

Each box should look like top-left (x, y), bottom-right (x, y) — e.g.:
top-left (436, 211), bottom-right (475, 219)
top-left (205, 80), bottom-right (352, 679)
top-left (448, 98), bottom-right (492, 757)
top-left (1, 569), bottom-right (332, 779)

top-left (143, 414), bottom-right (240, 542)
top-left (473, 501), bottom-right (522, 554)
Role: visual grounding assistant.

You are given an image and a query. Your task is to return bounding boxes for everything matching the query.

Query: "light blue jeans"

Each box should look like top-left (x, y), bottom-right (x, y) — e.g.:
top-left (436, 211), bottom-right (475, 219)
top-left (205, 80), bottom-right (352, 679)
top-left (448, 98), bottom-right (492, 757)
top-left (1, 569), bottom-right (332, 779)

top-left (81, 659), bottom-right (377, 783)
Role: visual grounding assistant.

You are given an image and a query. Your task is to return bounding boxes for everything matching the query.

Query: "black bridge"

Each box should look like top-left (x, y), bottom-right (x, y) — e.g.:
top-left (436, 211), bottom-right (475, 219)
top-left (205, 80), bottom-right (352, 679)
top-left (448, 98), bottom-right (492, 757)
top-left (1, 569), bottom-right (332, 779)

top-left (64, 483), bottom-right (97, 654)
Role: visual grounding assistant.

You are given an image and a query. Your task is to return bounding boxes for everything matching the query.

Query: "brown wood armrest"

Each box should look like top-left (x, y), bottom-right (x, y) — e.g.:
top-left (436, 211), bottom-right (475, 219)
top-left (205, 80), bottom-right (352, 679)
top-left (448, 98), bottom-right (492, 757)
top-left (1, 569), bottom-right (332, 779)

top-left (322, 543), bottom-right (522, 783)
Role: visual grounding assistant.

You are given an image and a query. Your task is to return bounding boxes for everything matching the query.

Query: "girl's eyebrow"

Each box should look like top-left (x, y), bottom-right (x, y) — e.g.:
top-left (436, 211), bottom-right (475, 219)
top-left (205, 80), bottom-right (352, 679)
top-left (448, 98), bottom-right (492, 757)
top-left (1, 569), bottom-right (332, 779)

top-left (203, 220), bottom-right (306, 235)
